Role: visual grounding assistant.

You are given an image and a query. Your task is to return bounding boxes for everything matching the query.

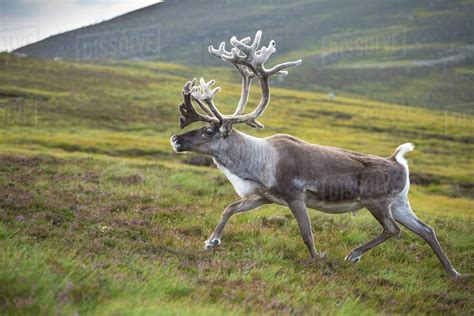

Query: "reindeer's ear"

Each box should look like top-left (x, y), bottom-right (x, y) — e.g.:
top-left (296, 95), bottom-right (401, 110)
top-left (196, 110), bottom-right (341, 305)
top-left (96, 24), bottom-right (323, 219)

top-left (219, 121), bottom-right (233, 138)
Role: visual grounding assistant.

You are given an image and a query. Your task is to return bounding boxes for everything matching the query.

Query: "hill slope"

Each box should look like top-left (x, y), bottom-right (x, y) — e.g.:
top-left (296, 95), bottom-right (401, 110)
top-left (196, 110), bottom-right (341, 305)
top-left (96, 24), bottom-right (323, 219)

top-left (14, 0), bottom-right (474, 112)
top-left (1, 53), bottom-right (474, 313)
top-left (1, 54), bottom-right (473, 314)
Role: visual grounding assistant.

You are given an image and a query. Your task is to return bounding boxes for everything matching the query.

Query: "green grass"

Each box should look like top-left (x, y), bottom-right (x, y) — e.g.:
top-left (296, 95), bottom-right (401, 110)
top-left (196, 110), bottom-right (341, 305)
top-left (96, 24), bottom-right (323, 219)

top-left (0, 53), bottom-right (473, 315)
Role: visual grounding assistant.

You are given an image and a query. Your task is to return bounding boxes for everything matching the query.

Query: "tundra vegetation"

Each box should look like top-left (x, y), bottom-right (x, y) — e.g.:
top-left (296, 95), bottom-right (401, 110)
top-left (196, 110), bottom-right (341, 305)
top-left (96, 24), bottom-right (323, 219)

top-left (0, 53), bottom-right (472, 314)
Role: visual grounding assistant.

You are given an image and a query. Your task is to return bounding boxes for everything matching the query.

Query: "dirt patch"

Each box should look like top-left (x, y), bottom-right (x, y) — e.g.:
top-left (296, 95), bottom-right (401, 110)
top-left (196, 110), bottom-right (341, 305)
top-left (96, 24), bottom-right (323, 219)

top-left (116, 148), bottom-right (170, 157)
top-left (456, 182), bottom-right (474, 198)
top-left (0, 155), bottom-right (61, 169)
top-left (0, 90), bottom-right (50, 101)
top-left (372, 277), bottom-right (403, 289)
top-left (0, 186), bottom-right (36, 212)
top-left (101, 200), bottom-right (133, 213)
top-left (410, 172), bottom-right (442, 186)
top-left (173, 226), bottom-right (202, 237)
top-left (261, 216), bottom-right (289, 228)
top-left (114, 174), bottom-right (144, 185)
top-left (301, 109), bottom-right (352, 120)
top-left (410, 172), bottom-right (473, 198)
top-left (0, 91), bottom-right (24, 98)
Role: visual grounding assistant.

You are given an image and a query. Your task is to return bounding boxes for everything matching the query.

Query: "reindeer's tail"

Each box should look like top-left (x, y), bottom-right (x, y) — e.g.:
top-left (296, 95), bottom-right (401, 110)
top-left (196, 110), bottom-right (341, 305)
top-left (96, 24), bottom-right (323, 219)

top-left (392, 143), bottom-right (414, 196)
top-left (393, 143), bottom-right (414, 167)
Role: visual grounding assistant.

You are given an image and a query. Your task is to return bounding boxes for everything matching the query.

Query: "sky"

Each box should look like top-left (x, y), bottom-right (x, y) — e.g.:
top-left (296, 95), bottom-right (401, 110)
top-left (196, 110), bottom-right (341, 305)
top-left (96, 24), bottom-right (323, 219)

top-left (0, 0), bottom-right (161, 52)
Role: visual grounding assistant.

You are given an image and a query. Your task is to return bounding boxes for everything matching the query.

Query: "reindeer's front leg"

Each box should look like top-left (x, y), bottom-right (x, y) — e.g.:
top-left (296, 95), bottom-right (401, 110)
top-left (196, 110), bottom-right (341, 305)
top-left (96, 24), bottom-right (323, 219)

top-left (205, 195), bottom-right (270, 250)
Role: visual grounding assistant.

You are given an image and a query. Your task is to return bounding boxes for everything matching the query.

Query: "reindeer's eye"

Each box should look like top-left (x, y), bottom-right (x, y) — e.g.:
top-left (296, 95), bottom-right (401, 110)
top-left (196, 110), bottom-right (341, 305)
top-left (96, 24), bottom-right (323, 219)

top-left (203, 129), bottom-right (213, 136)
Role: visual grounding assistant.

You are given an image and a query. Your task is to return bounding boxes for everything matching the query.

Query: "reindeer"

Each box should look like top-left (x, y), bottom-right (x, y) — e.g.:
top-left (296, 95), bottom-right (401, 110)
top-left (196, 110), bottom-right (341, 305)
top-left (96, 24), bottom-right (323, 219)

top-left (170, 31), bottom-right (460, 277)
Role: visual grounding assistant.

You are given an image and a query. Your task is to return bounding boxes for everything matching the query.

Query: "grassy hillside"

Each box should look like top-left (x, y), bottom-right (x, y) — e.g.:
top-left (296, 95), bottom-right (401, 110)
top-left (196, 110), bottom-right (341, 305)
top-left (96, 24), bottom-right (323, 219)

top-left (0, 53), bottom-right (473, 314)
top-left (14, 0), bottom-right (474, 112)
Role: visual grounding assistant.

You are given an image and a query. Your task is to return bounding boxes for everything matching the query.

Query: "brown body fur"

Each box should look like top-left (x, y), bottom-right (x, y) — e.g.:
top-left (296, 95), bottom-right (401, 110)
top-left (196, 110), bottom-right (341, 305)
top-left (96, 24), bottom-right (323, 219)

top-left (268, 134), bottom-right (406, 203)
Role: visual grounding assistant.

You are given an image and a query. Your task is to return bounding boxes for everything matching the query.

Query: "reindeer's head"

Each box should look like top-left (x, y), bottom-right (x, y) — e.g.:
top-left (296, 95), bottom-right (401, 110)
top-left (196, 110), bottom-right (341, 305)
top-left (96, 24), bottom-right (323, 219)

top-left (170, 30), bottom-right (301, 156)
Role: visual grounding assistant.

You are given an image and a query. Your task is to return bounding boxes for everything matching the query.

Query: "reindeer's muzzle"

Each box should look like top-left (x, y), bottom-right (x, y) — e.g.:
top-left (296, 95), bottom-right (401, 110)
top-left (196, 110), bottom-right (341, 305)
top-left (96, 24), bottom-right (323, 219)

top-left (170, 135), bottom-right (185, 152)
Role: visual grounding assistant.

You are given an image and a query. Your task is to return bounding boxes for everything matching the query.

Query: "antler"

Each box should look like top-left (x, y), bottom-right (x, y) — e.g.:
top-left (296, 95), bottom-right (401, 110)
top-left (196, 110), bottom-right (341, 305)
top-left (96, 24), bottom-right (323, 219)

top-left (208, 30), bottom-right (302, 128)
top-left (178, 30), bottom-right (301, 131)
top-left (191, 78), bottom-right (224, 122)
top-left (209, 39), bottom-right (256, 117)
top-left (178, 80), bottom-right (219, 128)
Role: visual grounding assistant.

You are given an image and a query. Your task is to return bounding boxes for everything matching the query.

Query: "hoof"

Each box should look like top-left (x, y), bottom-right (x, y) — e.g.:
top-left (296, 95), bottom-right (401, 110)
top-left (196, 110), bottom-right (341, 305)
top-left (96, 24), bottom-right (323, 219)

top-left (449, 270), bottom-right (462, 279)
top-left (344, 252), bottom-right (362, 263)
top-left (204, 238), bottom-right (220, 251)
top-left (309, 252), bottom-right (327, 262)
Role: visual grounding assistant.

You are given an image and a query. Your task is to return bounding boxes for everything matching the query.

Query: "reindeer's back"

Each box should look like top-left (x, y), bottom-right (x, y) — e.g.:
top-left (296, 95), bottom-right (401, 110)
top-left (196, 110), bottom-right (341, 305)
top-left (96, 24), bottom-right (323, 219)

top-left (267, 134), bottom-right (407, 200)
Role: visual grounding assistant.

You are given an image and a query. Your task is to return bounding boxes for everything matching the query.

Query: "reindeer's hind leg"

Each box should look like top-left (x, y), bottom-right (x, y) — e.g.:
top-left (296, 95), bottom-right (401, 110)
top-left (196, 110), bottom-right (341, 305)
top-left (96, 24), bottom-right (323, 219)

top-left (345, 199), bottom-right (400, 263)
top-left (391, 196), bottom-right (461, 278)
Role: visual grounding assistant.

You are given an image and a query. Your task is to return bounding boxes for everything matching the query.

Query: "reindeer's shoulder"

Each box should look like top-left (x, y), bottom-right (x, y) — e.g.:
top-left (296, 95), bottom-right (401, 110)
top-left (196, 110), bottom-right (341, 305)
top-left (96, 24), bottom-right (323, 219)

top-left (266, 134), bottom-right (308, 146)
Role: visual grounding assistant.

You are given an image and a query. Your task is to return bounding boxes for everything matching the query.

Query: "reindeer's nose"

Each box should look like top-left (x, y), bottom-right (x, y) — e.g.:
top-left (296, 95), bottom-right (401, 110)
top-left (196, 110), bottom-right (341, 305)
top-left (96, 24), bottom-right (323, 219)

top-left (170, 135), bottom-right (182, 152)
